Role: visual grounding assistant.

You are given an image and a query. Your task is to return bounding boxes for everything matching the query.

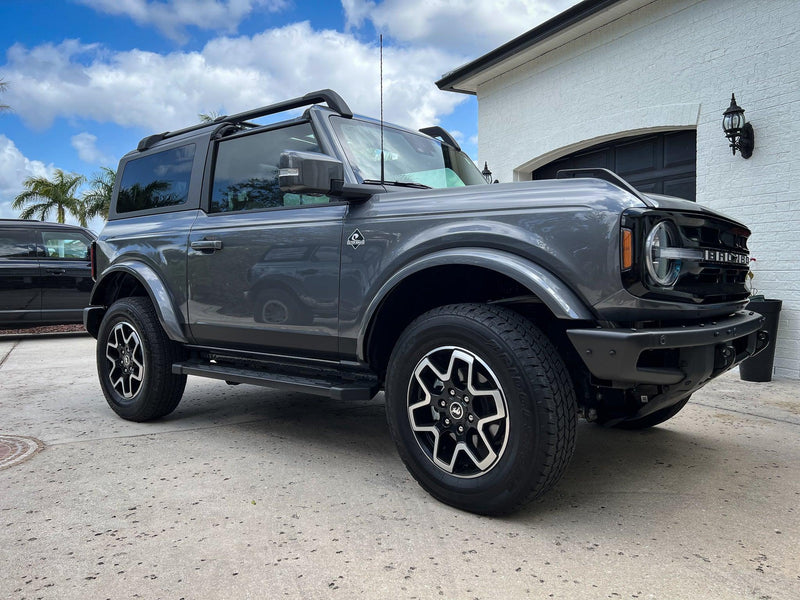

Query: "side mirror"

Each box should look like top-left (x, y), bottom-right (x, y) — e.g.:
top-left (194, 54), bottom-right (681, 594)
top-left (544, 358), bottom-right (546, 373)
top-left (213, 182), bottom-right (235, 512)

top-left (278, 151), bottom-right (344, 195)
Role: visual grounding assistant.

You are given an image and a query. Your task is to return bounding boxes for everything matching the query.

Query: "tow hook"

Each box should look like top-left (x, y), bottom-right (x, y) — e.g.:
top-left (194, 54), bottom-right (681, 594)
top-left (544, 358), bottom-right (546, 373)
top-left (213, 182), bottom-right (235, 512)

top-left (714, 343), bottom-right (736, 371)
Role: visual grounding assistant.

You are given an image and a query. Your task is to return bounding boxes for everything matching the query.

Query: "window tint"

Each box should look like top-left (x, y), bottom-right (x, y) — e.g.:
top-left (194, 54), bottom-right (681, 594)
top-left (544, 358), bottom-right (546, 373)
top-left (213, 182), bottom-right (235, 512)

top-left (211, 123), bottom-right (329, 213)
top-left (40, 230), bottom-right (92, 260)
top-left (0, 229), bottom-right (33, 259)
top-left (117, 144), bottom-right (195, 213)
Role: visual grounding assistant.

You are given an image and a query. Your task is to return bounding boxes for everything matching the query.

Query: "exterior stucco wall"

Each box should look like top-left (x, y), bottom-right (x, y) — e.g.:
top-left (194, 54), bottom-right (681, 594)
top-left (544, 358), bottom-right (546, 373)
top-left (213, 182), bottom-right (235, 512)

top-left (477, 0), bottom-right (800, 379)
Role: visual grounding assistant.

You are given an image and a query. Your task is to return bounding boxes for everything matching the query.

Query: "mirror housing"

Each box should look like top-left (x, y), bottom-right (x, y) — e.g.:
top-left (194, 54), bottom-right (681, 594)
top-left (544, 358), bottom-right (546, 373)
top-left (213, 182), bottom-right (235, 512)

top-left (278, 151), bottom-right (344, 195)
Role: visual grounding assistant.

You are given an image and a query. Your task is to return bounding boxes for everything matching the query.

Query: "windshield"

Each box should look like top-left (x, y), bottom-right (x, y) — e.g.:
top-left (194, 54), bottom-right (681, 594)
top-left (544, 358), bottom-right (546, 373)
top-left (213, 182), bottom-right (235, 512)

top-left (330, 116), bottom-right (487, 188)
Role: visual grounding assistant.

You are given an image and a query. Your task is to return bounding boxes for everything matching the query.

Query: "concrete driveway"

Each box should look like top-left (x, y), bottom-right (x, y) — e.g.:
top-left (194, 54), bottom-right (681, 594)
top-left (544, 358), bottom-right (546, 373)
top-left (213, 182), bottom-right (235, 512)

top-left (1, 334), bottom-right (798, 599)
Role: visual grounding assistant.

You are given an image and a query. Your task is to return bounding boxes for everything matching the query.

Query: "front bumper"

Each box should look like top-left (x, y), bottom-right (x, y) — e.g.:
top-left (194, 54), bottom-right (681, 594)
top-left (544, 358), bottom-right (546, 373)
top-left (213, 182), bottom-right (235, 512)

top-left (567, 310), bottom-right (768, 388)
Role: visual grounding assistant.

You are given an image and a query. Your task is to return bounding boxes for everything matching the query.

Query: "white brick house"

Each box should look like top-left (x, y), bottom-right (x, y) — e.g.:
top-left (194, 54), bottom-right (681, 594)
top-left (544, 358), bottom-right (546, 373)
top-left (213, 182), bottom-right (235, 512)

top-left (438, 0), bottom-right (800, 379)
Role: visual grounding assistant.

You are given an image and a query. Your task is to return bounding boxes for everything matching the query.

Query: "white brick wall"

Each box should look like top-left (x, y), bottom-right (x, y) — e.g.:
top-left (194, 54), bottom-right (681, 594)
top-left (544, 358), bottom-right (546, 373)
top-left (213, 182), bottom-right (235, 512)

top-left (477, 0), bottom-right (800, 379)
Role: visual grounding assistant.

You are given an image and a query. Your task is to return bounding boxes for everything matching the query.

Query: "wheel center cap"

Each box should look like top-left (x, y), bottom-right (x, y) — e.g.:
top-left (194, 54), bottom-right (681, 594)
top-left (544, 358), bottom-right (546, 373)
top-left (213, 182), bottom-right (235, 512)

top-left (449, 402), bottom-right (464, 420)
top-left (122, 355), bottom-right (131, 367)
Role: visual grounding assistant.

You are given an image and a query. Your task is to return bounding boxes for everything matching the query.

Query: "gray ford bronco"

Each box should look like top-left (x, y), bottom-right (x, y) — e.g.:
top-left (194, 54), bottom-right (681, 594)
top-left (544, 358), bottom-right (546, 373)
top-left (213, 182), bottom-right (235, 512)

top-left (85, 90), bottom-right (767, 514)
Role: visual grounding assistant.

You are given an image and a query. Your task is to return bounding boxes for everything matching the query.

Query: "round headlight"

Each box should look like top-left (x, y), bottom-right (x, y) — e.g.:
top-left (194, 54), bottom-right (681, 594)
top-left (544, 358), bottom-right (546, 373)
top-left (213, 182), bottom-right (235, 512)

top-left (645, 221), bottom-right (681, 287)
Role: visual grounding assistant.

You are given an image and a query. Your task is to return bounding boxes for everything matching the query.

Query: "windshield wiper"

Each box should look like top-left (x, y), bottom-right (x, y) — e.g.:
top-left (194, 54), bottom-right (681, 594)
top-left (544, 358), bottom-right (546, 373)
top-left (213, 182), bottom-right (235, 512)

top-left (362, 179), bottom-right (432, 189)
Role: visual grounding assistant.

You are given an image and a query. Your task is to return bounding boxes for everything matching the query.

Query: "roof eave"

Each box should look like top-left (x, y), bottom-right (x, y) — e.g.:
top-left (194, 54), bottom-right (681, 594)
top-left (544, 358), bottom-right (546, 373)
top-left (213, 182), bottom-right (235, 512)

top-left (436, 0), bottom-right (627, 94)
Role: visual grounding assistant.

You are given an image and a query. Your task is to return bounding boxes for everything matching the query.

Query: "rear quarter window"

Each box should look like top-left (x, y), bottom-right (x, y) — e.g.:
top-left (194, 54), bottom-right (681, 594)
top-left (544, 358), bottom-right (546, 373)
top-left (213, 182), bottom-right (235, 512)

top-left (0, 229), bottom-right (34, 259)
top-left (117, 144), bottom-right (196, 213)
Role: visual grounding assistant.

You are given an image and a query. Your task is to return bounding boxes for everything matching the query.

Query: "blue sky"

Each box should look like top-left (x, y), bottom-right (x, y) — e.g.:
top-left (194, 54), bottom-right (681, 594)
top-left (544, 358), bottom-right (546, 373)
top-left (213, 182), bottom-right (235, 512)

top-left (0, 0), bottom-right (578, 229)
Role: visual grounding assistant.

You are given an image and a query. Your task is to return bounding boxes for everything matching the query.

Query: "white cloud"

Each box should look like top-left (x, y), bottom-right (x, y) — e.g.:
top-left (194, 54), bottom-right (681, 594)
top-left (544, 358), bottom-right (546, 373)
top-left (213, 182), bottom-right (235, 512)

top-left (71, 132), bottom-right (114, 165)
top-left (0, 135), bottom-right (56, 219)
top-left (342, 0), bottom-right (374, 29)
top-left (343, 0), bottom-right (580, 56)
top-left (2, 25), bottom-right (467, 134)
top-left (77, 0), bottom-right (289, 42)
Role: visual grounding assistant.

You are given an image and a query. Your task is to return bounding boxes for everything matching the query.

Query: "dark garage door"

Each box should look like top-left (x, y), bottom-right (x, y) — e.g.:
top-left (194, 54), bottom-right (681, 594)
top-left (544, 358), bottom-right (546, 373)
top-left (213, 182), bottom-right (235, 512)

top-left (532, 130), bottom-right (696, 201)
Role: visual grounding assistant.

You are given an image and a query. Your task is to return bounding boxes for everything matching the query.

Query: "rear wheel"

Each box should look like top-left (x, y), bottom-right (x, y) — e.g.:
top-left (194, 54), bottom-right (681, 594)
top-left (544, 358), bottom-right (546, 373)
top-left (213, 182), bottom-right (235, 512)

top-left (96, 296), bottom-right (186, 422)
top-left (385, 304), bottom-right (576, 515)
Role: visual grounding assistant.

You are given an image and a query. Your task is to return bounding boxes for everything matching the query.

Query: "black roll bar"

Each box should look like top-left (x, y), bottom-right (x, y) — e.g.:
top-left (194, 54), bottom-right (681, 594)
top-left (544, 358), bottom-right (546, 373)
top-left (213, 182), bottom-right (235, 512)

top-left (137, 89), bottom-right (353, 152)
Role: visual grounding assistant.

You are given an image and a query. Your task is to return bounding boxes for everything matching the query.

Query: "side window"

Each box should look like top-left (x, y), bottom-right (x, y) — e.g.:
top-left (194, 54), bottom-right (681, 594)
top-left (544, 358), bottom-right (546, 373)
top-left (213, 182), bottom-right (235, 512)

top-left (39, 231), bottom-right (92, 260)
top-left (117, 144), bottom-right (196, 213)
top-left (0, 229), bottom-right (34, 259)
top-left (210, 123), bottom-right (329, 213)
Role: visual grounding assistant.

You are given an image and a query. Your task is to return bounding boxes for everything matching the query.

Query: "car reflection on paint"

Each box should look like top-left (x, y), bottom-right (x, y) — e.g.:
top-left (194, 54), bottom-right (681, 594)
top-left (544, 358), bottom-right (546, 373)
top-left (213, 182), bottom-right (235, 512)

top-left (246, 244), bottom-right (340, 325)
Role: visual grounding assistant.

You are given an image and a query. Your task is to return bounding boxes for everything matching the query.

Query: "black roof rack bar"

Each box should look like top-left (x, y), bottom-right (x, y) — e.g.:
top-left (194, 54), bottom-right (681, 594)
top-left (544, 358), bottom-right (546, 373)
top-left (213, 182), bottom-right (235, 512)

top-left (137, 89), bottom-right (353, 152)
top-left (227, 89), bottom-right (353, 124)
top-left (419, 126), bottom-right (461, 151)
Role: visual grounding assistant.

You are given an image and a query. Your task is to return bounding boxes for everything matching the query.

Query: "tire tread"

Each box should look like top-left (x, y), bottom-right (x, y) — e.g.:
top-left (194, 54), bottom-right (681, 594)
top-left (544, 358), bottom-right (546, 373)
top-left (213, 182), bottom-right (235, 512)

top-left (97, 296), bottom-right (186, 422)
top-left (386, 303), bottom-right (577, 515)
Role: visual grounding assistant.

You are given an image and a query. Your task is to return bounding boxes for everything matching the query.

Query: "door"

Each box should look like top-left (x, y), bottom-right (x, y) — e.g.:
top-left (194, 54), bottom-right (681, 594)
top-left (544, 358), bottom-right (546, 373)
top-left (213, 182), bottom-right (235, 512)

top-left (0, 227), bottom-right (40, 326)
top-left (187, 121), bottom-right (346, 358)
top-left (37, 227), bottom-right (94, 324)
top-left (532, 130), bottom-right (697, 201)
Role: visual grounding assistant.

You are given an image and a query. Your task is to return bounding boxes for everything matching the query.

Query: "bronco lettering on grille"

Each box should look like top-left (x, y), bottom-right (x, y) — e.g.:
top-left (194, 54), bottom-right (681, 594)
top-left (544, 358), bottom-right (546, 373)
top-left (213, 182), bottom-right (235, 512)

top-left (703, 249), bottom-right (749, 266)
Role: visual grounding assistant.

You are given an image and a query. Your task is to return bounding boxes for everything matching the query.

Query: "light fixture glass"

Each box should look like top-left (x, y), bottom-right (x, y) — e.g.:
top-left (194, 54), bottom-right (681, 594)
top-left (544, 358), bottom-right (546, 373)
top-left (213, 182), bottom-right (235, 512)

top-left (481, 162), bottom-right (493, 184)
top-left (722, 94), bottom-right (754, 159)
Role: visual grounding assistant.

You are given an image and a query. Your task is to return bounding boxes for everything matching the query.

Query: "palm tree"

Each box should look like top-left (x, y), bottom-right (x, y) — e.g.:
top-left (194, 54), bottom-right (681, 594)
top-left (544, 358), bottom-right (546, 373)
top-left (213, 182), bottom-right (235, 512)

top-left (81, 167), bottom-right (116, 221)
top-left (13, 170), bottom-right (87, 225)
top-left (0, 77), bottom-right (9, 112)
top-left (199, 110), bottom-right (221, 123)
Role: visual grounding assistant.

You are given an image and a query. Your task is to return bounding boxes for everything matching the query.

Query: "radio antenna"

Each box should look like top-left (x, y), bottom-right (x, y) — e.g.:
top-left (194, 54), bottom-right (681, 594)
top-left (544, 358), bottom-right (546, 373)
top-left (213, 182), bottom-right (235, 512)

top-left (380, 34), bottom-right (385, 184)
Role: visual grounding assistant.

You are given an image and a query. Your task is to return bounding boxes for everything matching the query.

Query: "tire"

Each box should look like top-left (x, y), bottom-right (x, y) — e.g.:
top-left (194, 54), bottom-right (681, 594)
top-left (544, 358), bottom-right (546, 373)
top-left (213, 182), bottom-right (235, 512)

top-left (610, 395), bottom-right (691, 430)
top-left (96, 296), bottom-right (187, 422)
top-left (385, 304), bottom-right (577, 515)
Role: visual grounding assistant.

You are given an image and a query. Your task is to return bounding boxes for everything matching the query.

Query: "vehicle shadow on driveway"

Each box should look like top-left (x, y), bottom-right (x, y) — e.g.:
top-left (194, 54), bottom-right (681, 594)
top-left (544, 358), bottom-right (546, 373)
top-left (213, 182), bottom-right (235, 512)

top-left (169, 384), bottom-right (398, 459)
top-left (169, 384), bottom-right (726, 519)
top-left (515, 419), bottom-right (731, 521)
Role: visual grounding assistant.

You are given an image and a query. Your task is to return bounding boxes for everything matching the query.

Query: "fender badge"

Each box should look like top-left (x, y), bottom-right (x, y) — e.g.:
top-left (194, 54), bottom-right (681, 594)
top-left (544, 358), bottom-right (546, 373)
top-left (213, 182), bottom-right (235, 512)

top-left (347, 229), bottom-right (365, 249)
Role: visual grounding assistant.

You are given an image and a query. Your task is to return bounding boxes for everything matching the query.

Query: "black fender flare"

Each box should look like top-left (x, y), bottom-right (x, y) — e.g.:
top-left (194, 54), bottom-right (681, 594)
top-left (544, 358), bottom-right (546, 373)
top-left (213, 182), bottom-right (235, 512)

top-left (357, 247), bottom-right (594, 361)
top-left (87, 260), bottom-right (188, 343)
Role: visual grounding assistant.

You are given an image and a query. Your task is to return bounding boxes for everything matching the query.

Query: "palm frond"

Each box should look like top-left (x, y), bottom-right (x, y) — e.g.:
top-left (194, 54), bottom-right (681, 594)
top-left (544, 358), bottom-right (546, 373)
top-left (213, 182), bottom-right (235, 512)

top-left (13, 169), bottom-right (88, 224)
top-left (0, 76), bottom-right (9, 112)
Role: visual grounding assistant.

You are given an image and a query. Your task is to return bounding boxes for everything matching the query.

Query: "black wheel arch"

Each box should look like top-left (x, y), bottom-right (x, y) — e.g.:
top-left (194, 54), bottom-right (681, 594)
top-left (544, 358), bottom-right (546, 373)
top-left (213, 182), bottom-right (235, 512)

top-left (362, 260), bottom-right (594, 387)
top-left (87, 262), bottom-right (188, 343)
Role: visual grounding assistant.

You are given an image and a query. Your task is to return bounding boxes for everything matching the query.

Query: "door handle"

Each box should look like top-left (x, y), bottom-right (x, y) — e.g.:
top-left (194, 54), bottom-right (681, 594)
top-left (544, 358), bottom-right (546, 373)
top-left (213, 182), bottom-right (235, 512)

top-left (46, 268), bottom-right (66, 275)
top-left (190, 239), bottom-right (223, 252)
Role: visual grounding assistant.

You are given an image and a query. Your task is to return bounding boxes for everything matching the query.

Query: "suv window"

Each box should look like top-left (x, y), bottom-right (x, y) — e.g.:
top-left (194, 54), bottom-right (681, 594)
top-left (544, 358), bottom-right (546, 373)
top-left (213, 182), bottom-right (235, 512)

top-left (40, 230), bottom-right (92, 260)
top-left (0, 229), bottom-right (34, 259)
top-left (118, 144), bottom-right (196, 213)
top-left (330, 116), bottom-right (487, 188)
top-left (210, 123), bottom-right (329, 213)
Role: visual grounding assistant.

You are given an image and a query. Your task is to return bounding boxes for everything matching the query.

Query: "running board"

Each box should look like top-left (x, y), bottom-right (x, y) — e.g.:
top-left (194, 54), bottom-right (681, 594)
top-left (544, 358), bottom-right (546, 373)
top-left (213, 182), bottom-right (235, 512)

top-left (172, 360), bottom-right (379, 401)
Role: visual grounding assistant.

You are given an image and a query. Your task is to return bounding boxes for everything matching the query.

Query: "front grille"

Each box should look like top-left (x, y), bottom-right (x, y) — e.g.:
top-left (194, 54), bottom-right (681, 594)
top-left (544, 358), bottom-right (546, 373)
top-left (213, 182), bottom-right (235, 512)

top-left (672, 213), bottom-right (751, 303)
top-left (621, 208), bottom-right (751, 304)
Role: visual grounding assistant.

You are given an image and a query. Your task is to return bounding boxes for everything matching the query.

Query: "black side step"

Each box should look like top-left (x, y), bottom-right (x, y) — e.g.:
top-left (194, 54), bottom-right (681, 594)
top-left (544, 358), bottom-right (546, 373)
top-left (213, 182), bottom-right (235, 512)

top-left (172, 360), bottom-right (379, 401)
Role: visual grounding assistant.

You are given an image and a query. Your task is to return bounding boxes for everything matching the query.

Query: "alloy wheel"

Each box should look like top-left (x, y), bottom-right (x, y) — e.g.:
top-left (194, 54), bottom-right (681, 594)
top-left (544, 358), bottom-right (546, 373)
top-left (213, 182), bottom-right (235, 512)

top-left (105, 321), bottom-right (146, 399)
top-left (406, 346), bottom-right (509, 478)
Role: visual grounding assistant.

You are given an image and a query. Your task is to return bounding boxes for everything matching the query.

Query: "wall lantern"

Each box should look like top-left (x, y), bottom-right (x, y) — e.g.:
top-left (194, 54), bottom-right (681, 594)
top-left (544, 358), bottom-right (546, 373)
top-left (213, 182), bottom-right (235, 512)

top-left (481, 162), bottom-right (493, 183)
top-left (722, 94), bottom-right (754, 159)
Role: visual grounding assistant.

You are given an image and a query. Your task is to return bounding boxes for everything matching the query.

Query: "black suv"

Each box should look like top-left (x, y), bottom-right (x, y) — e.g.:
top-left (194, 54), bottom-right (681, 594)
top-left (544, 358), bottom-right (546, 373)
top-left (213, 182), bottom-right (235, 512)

top-left (0, 219), bottom-right (95, 328)
top-left (85, 90), bottom-right (767, 514)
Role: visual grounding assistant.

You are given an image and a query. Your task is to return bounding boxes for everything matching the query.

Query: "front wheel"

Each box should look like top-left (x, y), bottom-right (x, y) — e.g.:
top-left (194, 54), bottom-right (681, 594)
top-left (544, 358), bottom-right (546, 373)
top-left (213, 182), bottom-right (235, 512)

top-left (385, 304), bottom-right (577, 515)
top-left (96, 296), bottom-right (186, 422)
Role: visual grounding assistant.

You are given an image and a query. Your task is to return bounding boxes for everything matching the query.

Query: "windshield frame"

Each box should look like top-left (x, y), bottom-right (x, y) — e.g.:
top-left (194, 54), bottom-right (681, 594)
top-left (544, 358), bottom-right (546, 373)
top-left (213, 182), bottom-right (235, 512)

top-left (329, 115), bottom-right (487, 189)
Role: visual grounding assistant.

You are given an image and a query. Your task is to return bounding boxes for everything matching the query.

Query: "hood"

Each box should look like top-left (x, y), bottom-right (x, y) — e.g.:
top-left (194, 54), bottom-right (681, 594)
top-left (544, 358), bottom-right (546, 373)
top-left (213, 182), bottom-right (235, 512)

top-left (642, 193), bottom-right (745, 226)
